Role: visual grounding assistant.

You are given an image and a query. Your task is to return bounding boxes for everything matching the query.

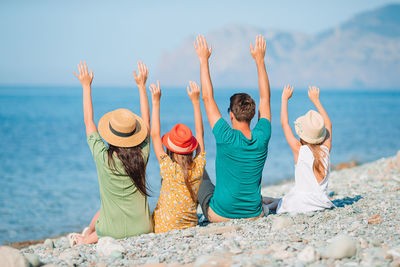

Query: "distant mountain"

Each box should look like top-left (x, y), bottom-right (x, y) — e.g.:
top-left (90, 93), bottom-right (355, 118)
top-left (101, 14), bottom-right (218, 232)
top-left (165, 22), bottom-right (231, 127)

top-left (156, 4), bottom-right (400, 89)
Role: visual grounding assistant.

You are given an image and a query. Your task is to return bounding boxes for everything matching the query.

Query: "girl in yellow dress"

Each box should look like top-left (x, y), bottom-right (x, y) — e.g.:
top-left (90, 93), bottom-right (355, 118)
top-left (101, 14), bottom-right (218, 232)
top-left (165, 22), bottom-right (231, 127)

top-left (149, 81), bottom-right (206, 233)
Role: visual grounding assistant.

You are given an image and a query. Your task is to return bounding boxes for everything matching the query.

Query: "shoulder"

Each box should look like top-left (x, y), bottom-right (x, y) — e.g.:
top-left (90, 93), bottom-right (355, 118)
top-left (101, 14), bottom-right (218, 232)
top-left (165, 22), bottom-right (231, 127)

top-left (195, 152), bottom-right (206, 166)
top-left (87, 131), bottom-right (102, 143)
top-left (212, 118), bottom-right (235, 144)
top-left (212, 117), bottom-right (231, 132)
top-left (253, 118), bottom-right (271, 142)
top-left (87, 132), bottom-right (108, 163)
top-left (254, 118), bottom-right (271, 133)
top-left (160, 154), bottom-right (173, 166)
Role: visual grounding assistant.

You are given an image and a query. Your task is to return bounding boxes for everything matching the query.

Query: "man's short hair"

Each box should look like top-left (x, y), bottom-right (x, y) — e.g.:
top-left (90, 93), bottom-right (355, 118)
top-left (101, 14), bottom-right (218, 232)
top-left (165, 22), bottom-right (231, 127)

top-left (229, 93), bottom-right (256, 123)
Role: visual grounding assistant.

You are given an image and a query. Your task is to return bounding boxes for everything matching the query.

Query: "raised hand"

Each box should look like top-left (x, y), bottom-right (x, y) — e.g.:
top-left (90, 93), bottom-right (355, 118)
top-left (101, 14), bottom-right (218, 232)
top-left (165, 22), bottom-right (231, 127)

top-left (282, 85), bottom-right (294, 101)
top-left (73, 61), bottom-right (93, 88)
top-left (250, 35), bottom-right (266, 62)
top-left (187, 81), bottom-right (201, 102)
top-left (149, 81), bottom-right (161, 103)
top-left (194, 35), bottom-right (212, 61)
top-left (133, 61), bottom-right (149, 87)
top-left (308, 86), bottom-right (320, 104)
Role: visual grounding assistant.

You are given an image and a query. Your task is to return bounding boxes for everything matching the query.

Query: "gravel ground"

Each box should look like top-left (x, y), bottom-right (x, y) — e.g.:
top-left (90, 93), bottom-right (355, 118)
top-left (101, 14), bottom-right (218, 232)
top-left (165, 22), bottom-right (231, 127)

top-left (3, 151), bottom-right (400, 266)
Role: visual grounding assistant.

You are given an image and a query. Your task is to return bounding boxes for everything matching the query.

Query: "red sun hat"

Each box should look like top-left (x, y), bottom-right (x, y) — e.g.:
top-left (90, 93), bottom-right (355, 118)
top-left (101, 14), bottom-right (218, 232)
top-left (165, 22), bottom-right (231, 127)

top-left (162, 123), bottom-right (198, 154)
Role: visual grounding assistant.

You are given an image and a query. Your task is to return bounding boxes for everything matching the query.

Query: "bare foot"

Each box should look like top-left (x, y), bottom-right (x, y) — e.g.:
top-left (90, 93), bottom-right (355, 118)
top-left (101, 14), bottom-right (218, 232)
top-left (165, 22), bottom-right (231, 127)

top-left (76, 235), bottom-right (85, 245)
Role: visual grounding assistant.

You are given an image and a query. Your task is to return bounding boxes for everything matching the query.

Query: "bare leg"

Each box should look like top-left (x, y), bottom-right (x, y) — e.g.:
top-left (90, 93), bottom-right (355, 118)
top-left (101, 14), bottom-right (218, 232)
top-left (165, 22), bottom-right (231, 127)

top-left (88, 211), bottom-right (100, 233)
top-left (262, 196), bottom-right (280, 205)
top-left (83, 210), bottom-right (100, 237)
top-left (267, 200), bottom-right (281, 211)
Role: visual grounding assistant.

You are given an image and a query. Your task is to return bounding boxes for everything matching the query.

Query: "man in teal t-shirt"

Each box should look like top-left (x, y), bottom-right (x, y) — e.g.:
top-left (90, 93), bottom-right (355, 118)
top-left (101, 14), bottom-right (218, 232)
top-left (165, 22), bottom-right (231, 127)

top-left (194, 34), bottom-right (272, 222)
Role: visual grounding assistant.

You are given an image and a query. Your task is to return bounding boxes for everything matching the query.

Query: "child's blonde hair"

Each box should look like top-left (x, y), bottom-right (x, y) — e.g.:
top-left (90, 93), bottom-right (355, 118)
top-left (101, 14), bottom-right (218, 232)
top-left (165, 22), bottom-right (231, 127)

top-left (300, 139), bottom-right (328, 182)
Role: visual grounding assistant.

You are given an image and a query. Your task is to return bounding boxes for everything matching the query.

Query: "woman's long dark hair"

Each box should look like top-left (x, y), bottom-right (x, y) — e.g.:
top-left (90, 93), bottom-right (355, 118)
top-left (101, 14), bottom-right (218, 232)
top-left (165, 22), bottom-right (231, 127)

top-left (167, 148), bottom-right (199, 203)
top-left (107, 144), bottom-right (149, 197)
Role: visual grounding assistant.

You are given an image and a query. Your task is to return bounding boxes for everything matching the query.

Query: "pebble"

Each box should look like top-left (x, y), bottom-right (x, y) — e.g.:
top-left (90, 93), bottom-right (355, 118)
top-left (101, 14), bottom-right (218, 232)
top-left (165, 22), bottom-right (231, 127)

top-left (368, 214), bottom-right (382, 224)
top-left (43, 239), bottom-right (55, 249)
top-left (387, 247), bottom-right (400, 260)
top-left (58, 249), bottom-right (79, 261)
top-left (194, 255), bottom-right (231, 266)
top-left (15, 151), bottom-right (400, 266)
top-left (273, 250), bottom-right (294, 259)
top-left (271, 216), bottom-right (294, 230)
top-left (57, 236), bottom-right (70, 248)
top-left (297, 246), bottom-right (319, 263)
top-left (97, 237), bottom-right (126, 257)
top-left (323, 235), bottom-right (357, 259)
top-left (198, 225), bottom-right (241, 235)
top-left (0, 246), bottom-right (28, 267)
top-left (24, 253), bottom-right (41, 267)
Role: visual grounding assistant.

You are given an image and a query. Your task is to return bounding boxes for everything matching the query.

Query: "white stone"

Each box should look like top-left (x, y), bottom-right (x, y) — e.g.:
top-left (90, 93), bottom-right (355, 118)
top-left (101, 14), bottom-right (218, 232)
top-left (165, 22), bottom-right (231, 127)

top-left (43, 239), bottom-right (55, 249)
top-left (270, 243), bottom-right (289, 252)
top-left (24, 253), bottom-right (41, 267)
top-left (324, 234), bottom-right (357, 259)
top-left (273, 250), bottom-right (294, 259)
top-left (96, 237), bottom-right (126, 257)
top-left (297, 246), bottom-right (319, 263)
top-left (0, 246), bottom-right (28, 267)
top-left (271, 216), bottom-right (294, 231)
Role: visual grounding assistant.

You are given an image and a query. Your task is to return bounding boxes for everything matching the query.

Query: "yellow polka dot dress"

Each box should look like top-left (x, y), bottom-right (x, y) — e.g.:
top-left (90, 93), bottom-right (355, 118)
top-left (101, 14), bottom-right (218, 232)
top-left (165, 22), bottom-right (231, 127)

top-left (153, 152), bottom-right (206, 233)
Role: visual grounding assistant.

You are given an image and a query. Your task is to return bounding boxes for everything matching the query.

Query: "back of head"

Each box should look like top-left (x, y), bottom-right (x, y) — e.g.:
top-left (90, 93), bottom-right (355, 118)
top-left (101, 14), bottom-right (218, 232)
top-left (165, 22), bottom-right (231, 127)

top-left (108, 145), bottom-right (148, 197)
top-left (229, 93), bottom-right (256, 123)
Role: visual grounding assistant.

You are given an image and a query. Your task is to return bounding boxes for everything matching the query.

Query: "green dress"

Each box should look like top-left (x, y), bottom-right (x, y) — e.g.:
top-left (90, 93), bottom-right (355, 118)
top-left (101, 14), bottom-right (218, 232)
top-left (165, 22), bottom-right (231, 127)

top-left (87, 132), bottom-right (153, 239)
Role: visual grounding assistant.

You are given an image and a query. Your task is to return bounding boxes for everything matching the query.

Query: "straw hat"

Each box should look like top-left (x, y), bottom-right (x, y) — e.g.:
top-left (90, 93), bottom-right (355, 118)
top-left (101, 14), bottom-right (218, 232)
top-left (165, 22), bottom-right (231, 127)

top-left (294, 110), bottom-right (326, 144)
top-left (98, 108), bottom-right (147, 147)
top-left (162, 123), bottom-right (198, 154)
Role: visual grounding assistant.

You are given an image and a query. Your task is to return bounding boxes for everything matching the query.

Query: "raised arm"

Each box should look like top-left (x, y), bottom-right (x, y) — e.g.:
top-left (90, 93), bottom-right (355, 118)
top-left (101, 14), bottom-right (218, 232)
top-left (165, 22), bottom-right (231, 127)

top-left (187, 81), bottom-right (205, 153)
top-left (149, 81), bottom-right (166, 162)
top-left (281, 85), bottom-right (301, 162)
top-left (194, 35), bottom-right (221, 129)
top-left (74, 61), bottom-right (97, 136)
top-left (308, 86), bottom-right (332, 151)
top-left (250, 35), bottom-right (271, 121)
top-left (133, 62), bottom-right (150, 134)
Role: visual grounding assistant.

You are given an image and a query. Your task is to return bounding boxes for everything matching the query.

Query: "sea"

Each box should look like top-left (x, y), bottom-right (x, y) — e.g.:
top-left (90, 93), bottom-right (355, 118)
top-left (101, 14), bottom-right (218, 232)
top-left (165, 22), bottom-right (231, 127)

top-left (0, 86), bottom-right (399, 244)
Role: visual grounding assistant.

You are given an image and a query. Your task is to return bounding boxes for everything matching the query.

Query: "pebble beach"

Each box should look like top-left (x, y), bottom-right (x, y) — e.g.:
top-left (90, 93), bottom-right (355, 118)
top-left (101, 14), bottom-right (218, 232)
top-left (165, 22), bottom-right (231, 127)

top-left (2, 151), bottom-right (400, 267)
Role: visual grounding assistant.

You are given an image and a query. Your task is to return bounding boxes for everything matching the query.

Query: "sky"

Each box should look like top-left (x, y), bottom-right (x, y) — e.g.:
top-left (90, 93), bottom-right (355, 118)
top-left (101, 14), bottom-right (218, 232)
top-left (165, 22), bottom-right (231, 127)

top-left (0, 0), bottom-right (399, 86)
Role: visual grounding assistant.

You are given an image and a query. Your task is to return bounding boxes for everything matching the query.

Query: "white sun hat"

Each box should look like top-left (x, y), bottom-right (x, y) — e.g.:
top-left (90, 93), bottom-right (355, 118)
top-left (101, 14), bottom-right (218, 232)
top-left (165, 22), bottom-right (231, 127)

top-left (294, 110), bottom-right (326, 144)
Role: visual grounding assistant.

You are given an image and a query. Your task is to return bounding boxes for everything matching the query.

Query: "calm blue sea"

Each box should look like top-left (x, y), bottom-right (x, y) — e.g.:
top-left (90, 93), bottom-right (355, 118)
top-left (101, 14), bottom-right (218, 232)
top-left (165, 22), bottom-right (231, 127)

top-left (0, 86), bottom-right (399, 244)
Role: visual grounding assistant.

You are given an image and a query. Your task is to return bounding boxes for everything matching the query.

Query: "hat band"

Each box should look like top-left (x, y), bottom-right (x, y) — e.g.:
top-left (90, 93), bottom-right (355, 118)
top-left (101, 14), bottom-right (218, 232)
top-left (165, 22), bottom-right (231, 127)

top-left (167, 137), bottom-right (192, 153)
top-left (109, 122), bottom-right (136, 138)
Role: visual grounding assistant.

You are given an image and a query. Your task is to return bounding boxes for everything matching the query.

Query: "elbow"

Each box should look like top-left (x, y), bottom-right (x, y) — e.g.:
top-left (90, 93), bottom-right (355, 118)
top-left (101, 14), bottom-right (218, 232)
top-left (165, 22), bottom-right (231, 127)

top-left (84, 117), bottom-right (92, 126)
top-left (202, 94), bottom-right (213, 103)
top-left (150, 129), bottom-right (160, 139)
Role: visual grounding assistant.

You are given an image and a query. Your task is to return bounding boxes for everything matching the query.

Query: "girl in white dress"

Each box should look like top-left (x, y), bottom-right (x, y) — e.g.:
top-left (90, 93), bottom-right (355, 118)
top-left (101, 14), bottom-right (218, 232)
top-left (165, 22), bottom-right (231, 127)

top-left (263, 86), bottom-right (334, 214)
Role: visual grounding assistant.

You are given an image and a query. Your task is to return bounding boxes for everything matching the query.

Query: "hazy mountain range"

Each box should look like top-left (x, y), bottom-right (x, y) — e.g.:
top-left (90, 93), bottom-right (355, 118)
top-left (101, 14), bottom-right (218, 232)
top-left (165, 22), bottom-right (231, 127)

top-left (156, 4), bottom-right (400, 89)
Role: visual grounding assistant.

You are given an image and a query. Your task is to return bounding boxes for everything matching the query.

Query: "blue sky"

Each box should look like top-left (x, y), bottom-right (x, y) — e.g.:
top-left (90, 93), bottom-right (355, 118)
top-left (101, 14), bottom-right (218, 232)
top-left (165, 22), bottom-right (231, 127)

top-left (0, 0), bottom-right (399, 86)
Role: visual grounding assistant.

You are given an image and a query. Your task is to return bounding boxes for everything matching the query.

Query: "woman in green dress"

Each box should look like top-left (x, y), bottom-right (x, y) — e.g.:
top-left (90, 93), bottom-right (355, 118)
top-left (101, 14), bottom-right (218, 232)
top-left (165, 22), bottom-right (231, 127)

top-left (70, 61), bottom-right (153, 245)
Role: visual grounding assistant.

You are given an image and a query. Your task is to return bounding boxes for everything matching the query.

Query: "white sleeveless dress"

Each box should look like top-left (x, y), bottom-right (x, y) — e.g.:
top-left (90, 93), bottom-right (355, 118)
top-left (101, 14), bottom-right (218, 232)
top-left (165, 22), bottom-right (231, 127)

top-left (277, 145), bottom-right (335, 214)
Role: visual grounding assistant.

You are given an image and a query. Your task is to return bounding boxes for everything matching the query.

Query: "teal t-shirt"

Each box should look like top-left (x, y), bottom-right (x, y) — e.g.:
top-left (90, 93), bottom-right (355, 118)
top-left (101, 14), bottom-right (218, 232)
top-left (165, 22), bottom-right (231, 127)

top-left (209, 118), bottom-right (271, 218)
